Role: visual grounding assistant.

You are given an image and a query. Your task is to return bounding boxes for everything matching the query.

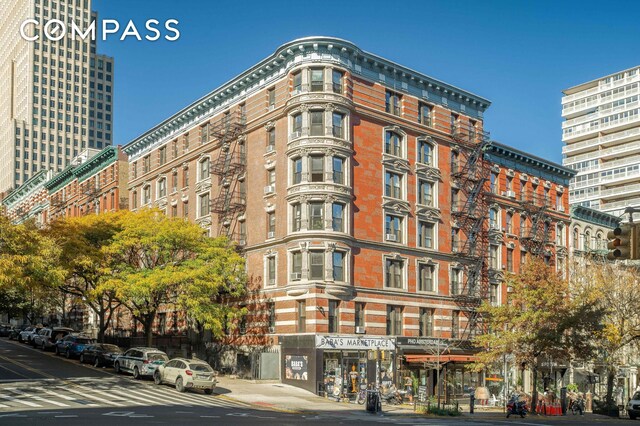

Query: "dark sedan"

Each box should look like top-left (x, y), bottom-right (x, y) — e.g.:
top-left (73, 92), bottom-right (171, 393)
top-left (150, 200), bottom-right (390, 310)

top-left (0, 325), bottom-right (12, 338)
top-left (80, 344), bottom-right (123, 367)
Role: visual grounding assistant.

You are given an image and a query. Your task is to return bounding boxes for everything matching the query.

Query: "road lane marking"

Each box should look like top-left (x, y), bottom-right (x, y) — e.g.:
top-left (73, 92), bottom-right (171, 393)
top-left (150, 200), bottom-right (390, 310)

top-left (0, 393), bottom-right (42, 407)
top-left (0, 363), bottom-right (30, 379)
top-left (0, 354), bottom-right (53, 379)
top-left (5, 388), bottom-right (69, 407)
top-left (33, 386), bottom-right (79, 401)
top-left (57, 385), bottom-right (125, 407)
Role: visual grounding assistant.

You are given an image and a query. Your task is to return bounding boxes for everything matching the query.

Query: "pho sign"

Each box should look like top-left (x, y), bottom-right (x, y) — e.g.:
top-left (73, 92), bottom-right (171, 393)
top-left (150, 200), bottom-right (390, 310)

top-left (315, 336), bottom-right (396, 350)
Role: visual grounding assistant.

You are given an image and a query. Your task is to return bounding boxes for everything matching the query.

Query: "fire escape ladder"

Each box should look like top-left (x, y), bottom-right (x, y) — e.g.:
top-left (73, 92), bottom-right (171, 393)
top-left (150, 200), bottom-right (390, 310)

top-left (450, 121), bottom-right (492, 342)
top-left (209, 112), bottom-right (247, 242)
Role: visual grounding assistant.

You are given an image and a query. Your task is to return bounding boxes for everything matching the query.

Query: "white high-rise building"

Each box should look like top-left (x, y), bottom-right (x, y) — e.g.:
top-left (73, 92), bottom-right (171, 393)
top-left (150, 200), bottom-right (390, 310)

top-left (0, 0), bottom-right (113, 196)
top-left (562, 66), bottom-right (640, 218)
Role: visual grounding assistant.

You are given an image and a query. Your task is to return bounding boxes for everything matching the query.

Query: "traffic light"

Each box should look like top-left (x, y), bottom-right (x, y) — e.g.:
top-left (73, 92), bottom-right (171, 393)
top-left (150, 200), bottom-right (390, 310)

top-left (606, 224), bottom-right (638, 260)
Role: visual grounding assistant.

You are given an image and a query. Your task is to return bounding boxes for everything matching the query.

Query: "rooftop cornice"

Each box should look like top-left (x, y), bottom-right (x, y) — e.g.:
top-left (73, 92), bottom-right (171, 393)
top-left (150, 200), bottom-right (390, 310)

top-left (44, 165), bottom-right (75, 193)
top-left (487, 141), bottom-right (577, 180)
top-left (123, 36), bottom-right (491, 158)
top-left (570, 205), bottom-right (621, 228)
top-left (2, 170), bottom-right (50, 208)
top-left (74, 146), bottom-right (119, 183)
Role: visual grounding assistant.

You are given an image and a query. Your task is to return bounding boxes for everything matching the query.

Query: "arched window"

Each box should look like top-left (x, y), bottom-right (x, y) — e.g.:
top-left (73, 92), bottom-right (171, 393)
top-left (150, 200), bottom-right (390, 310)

top-left (417, 139), bottom-right (435, 166)
top-left (385, 131), bottom-right (402, 157)
top-left (596, 232), bottom-right (604, 250)
top-left (584, 230), bottom-right (591, 250)
top-left (573, 228), bottom-right (579, 248)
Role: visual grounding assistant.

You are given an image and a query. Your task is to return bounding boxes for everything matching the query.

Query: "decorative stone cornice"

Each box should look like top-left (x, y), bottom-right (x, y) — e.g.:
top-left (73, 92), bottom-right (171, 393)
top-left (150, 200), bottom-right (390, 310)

top-left (382, 199), bottom-right (411, 214)
top-left (123, 36), bottom-right (490, 161)
top-left (416, 206), bottom-right (442, 222)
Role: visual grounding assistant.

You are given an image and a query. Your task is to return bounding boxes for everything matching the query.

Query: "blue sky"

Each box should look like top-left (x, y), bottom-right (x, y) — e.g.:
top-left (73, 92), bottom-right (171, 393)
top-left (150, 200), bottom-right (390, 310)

top-left (93, 0), bottom-right (640, 164)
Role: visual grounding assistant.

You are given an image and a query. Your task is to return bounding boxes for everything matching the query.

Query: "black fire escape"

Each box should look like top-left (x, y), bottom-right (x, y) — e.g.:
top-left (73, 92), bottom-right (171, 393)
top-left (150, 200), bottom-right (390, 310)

top-left (209, 112), bottom-right (247, 243)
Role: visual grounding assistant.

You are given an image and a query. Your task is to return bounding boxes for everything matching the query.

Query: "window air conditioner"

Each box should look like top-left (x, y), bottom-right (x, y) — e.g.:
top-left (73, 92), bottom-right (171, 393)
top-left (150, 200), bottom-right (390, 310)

top-left (386, 234), bottom-right (398, 242)
top-left (355, 326), bottom-right (366, 334)
top-left (290, 272), bottom-right (302, 281)
top-left (506, 190), bottom-right (516, 198)
top-left (267, 231), bottom-right (275, 239)
top-left (264, 185), bottom-right (274, 194)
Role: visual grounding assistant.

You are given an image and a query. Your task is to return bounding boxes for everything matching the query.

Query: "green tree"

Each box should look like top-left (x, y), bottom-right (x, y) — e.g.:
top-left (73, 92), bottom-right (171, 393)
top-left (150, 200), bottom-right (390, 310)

top-left (101, 209), bottom-right (247, 346)
top-left (570, 260), bottom-right (640, 406)
top-left (0, 215), bottom-right (65, 324)
top-left (46, 212), bottom-right (125, 342)
top-left (474, 257), bottom-right (603, 412)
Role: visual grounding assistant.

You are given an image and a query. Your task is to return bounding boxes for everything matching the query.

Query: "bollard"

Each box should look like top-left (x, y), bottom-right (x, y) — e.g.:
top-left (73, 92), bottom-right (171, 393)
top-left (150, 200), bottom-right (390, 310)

top-left (470, 393), bottom-right (475, 414)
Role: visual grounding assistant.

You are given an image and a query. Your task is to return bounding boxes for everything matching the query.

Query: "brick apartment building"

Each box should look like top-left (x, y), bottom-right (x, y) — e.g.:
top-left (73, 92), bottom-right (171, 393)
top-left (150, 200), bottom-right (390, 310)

top-left (46, 146), bottom-right (129, 221)
top-left (2, 169), bottom-right (52, 226)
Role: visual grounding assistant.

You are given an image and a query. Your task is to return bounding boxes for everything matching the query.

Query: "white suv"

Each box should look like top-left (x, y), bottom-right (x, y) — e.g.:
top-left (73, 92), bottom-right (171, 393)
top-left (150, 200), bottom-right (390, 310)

top-left (154, 358), bottom-right (217, 394)
top-left (113, 347), bottom-right (168, 379)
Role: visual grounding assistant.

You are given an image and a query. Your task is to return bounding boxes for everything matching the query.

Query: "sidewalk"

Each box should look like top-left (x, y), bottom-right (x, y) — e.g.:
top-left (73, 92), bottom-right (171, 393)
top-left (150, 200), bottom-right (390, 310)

top-left (215, 376), bottom-right (417, 417)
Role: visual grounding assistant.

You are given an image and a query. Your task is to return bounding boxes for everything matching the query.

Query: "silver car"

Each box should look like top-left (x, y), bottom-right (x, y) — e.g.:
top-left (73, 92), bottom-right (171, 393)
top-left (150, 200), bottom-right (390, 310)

top-left (113, 347), bottom-right (168, 379)
top-left (33, 327), bottom-right (74, 351)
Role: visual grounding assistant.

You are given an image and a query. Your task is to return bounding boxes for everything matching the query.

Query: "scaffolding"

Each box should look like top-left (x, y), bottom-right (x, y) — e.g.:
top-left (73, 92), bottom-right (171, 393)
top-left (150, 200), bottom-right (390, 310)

top-left (208, 112), bottom-right (247, 243)
top-left (448, 118), bottom-right (492, 342)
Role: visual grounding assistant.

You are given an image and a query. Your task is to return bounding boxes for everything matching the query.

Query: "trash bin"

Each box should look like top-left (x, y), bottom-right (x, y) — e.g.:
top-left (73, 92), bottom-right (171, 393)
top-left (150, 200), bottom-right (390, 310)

top-left (560, 387), bottom-right (567, 415)
top-left (366, 389), bottom-right (381, 413)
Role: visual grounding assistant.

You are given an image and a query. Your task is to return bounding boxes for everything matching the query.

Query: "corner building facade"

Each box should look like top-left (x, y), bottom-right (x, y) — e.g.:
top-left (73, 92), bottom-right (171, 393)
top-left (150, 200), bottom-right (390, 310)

top-left (124, 37), bottom-right (499, 398)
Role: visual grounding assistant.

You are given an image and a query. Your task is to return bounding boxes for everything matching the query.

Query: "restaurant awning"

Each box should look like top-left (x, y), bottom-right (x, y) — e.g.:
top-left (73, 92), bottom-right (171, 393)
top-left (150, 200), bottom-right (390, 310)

top-left (404, 354), bottom-right (477, 364)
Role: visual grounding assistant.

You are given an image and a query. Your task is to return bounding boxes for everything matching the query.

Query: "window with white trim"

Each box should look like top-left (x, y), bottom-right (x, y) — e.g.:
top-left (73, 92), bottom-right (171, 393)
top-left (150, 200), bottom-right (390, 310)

top-left (385, 258), bottom-right (404, 289)
top-left (418, 221), bottom-right (435, 249)
top-left (333, 251), bottom-right (345, 281)
top-left (384, 130), bottom-right (402, 157)
top-left (417, 179), bottom-right (433, 206)
top-left (266, 256), bottom-right (276, 286)
top-left (418, 263), bottom-right (435, 292)
top-left (417, 139), bottom-right (434, 165)
top-left (385, 171), bottom-right (402, 199)
top-left (309, 251), bottom-right (324, 280)
top-left (199, 157), bottom-right (210, 181)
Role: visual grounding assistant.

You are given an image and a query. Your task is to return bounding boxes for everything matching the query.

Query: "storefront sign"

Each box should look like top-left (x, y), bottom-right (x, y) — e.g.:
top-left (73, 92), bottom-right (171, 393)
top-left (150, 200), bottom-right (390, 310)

top-left (315, 336), bottom-right (396, 350)
top-left (396, 337), bottom-right (447, 348)
top-left (285, 355), bottom-right (308, 381)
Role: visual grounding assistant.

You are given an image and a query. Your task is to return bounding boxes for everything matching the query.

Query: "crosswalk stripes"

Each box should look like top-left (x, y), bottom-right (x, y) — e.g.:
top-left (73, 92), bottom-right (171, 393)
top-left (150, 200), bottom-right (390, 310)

top-left (0, 378), bottom-right (245, 412)
top-left (4, 388), bottom-right (69, 407)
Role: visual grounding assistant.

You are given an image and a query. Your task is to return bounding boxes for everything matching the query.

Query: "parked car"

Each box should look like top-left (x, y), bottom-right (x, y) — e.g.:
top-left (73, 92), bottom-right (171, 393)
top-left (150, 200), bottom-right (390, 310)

top-left (79, 344), bottom-right (123, 367)
top-left (9, 325), bottom-right (28, 340)
top-left (628, 390), bottom-right (640, 420)
top-left (54, 334), bottom-right (96, 358)
top-left (33, 327), bottom-right (74, 350)
top-left (0, 325), bottom-right (12, 338)
top-left (153, 358), bottom-right (217, 394)
top-left (19, 325), bottom-right (44, 344)
top-left (113, 347), bottom-right (168, 379)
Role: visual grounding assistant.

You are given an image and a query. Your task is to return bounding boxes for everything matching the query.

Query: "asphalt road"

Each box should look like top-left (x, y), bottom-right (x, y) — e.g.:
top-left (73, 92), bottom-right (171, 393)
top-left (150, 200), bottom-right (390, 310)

top-left (0, 338), bottom-right (635, 425)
